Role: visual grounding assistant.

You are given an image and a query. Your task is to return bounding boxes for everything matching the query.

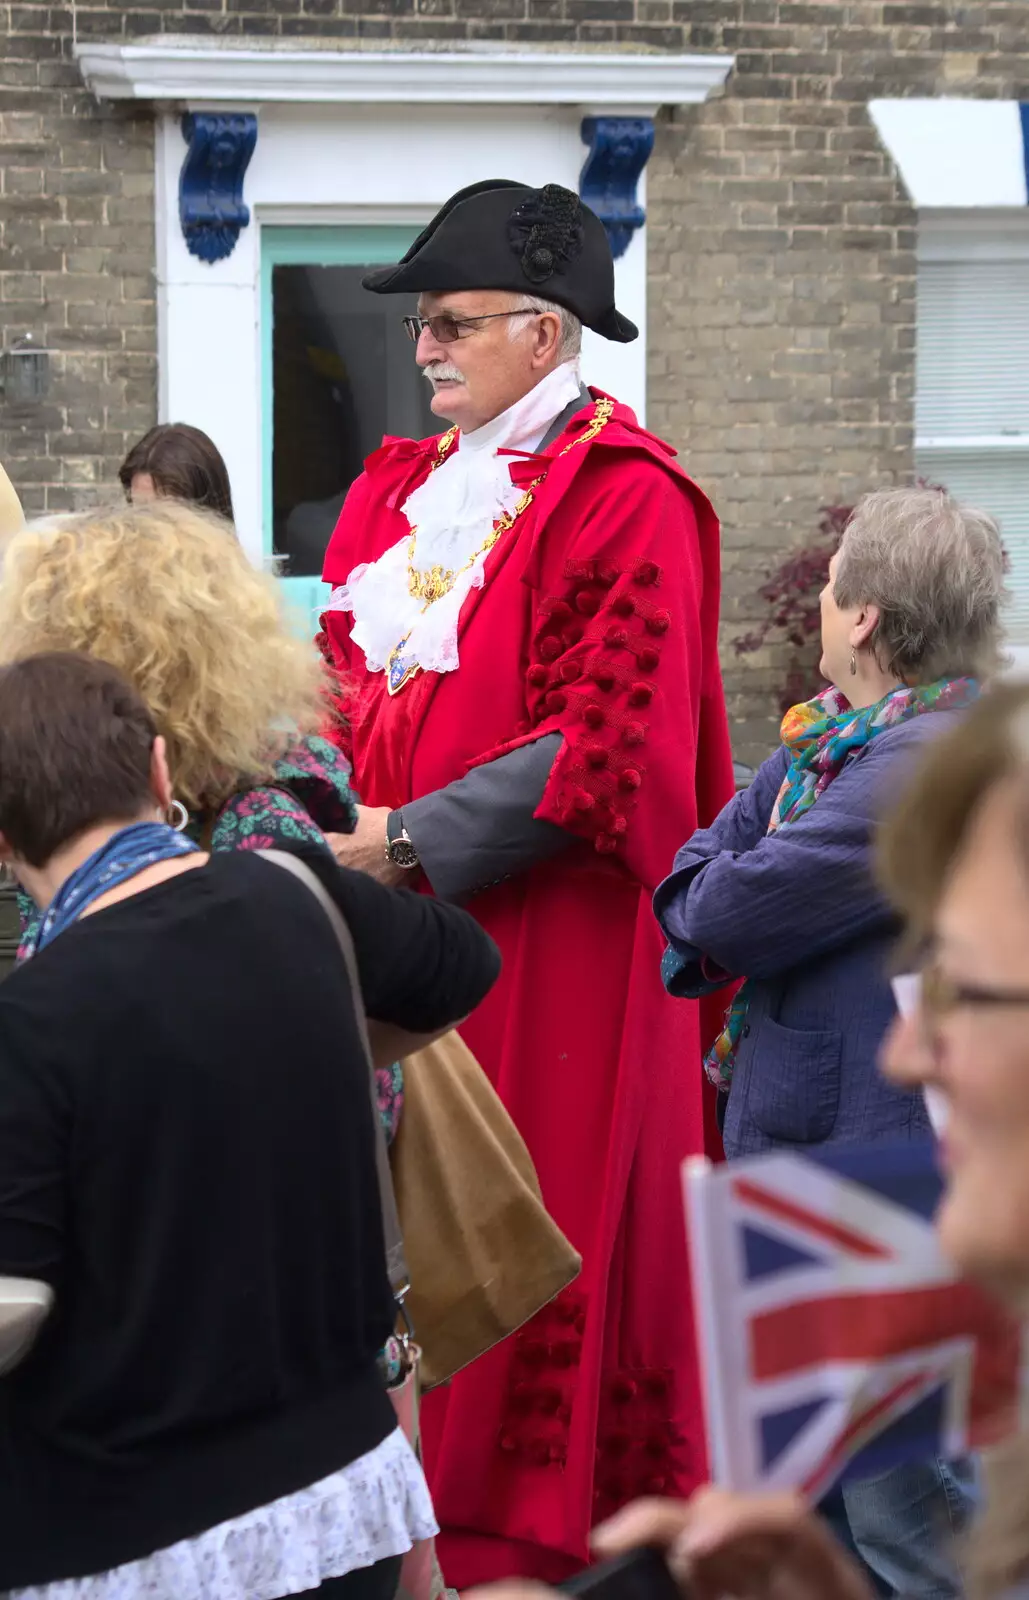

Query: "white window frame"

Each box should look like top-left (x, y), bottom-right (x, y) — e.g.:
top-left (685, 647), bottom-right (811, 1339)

top-left (917, 211), bottom-right (1029, 659)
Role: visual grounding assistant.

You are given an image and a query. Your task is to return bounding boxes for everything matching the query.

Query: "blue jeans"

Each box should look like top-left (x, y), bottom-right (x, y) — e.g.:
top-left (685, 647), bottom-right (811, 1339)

top-left (819, 1458), bottom-right (977, 1598)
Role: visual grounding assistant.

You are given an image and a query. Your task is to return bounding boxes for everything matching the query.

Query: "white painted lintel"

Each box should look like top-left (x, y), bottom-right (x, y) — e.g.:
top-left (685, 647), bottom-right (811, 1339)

top-left (75, 40), bottom-right (734, 114)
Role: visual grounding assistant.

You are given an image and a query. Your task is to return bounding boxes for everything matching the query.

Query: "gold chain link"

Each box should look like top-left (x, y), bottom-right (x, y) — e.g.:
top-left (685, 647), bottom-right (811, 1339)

top-left (406, 398), bottom-right (614, 609)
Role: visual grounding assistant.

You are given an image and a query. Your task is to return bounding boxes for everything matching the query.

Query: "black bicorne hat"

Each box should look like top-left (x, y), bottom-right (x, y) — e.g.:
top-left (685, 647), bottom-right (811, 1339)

top-left (362, 179), bottom-right (637, 345)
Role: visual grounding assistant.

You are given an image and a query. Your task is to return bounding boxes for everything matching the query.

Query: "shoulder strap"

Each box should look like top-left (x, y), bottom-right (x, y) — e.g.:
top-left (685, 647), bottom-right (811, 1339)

top-left (256, 848), bottom-right (410, 1308)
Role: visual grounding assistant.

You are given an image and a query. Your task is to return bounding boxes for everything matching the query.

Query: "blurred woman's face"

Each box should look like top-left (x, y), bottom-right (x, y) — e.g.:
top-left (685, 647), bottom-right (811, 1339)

top-left (882, 775), bottom-right (1029, 1294)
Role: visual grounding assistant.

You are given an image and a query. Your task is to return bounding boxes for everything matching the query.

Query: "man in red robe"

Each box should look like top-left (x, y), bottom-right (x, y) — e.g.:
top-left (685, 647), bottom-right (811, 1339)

top-left (319, 179), bottom-right (734, 1589)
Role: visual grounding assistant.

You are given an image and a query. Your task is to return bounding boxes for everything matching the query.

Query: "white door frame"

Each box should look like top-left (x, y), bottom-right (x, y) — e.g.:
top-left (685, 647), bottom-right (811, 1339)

top-left (78, 44), bottom-right (734, 567)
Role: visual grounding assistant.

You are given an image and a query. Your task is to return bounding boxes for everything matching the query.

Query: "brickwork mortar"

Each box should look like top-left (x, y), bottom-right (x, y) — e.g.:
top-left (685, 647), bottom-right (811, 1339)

top-left (4, 0), bottom-right (1029, 757)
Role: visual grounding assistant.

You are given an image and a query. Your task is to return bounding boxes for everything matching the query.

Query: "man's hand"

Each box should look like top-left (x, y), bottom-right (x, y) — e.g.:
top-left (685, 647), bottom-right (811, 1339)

top-left (325, 805), bottom-right (406, 887)
top-left (593, 1492), bottom-right (873, 1600)
top-left (465, 1491), bottom-right (873, 1600)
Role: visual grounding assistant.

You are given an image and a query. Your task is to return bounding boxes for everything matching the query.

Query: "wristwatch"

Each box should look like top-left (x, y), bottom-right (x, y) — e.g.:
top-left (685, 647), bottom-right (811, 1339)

top-left (385, 810), bottom-right (420, 871)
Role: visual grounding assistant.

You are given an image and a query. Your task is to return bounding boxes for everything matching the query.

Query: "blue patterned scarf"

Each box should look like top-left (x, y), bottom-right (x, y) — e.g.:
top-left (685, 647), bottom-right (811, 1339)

top-left (21, 821), bottom-right (199, 959)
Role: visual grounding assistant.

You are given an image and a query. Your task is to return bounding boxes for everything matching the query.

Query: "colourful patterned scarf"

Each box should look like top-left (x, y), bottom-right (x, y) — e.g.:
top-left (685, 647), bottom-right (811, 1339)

top-left (700, 676), bottom-right (979, 1090)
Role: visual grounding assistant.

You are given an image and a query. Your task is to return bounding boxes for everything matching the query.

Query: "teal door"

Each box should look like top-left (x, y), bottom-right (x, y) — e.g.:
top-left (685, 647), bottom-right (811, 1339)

top-left (260, 225), bottom-right (436, 629)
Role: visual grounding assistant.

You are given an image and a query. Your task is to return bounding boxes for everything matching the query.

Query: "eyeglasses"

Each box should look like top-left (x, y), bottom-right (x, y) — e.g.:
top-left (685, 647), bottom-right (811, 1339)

top-left (402, 311), bottom-right (533, 345)
top-left (919, 961), bottom-right (1029, 1031)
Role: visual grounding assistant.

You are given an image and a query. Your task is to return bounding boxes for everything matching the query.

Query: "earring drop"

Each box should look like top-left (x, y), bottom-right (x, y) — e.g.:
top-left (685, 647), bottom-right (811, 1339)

top-left (849, 650), bottom-right (857, 676)
top-left (166, 799), bottom-right (189, 833)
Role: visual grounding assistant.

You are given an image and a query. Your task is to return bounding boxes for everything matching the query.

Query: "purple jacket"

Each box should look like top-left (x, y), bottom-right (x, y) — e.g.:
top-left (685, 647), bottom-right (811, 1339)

top-left (654, 713), bottom-right (961, 1157)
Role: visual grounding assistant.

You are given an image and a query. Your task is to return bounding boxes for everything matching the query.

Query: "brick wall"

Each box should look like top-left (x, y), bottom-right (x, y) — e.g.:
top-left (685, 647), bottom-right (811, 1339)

top-left (3, 1), bottom-right (1029, 758)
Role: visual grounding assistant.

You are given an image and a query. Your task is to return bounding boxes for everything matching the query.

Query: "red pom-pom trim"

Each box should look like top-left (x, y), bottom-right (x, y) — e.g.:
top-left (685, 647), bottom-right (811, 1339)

top-left (575, 590), bottom-right (601, 617)
top-left (545, 599), bottom-right (573, 623)
top-left (604, 626), bottom-right (629, 649)
top-left (583, 703), bottom-right (605, 728)
top-left (637, 646), bottom-right (660, 672)
top-left (646, 609), bottom-right (671, 634)
top-left (571, 788), bottom-right (595, 814)
top-left (563, 624), bottom-right (584, 647)
top-left (609, 814), bottom-right (628, 836)
top-left (528, 664), bottom-right (549, 688)
top-left (628, 682), bottom-right (654, 706)
top-left (595, 833), bottom-right (618, 855)
top-left (559, 660), bottom-right (579, 683)
top-left (634, 560), bottom-right (660, 586)
top-left (585, 744), bottom-right (609, 769)
top-left (597, 562), bottom-right (620, 588)
top-left (623, 722), bottom-right (646, 746)
top-left (539, 637), bottom-right (561, 662)
top-left (547, 689), bottom-right (567, 713)
top-left (612, 594), bottom-right (635, 618)
top-left (592, 666), bottom-right (617, 692)
top-left (619, 768), bottom-right (642, 792)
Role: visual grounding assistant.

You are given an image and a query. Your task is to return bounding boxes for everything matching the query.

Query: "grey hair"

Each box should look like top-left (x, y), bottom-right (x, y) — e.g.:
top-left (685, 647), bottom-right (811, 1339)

top-left (508, 294), bottom-right (583, 365)
top-left (833, 486), bottom-right (1007, 683)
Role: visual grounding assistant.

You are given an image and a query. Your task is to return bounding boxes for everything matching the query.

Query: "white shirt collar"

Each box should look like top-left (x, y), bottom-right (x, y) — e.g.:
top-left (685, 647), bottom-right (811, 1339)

top-left (457, 361), bottom-right (584, 458)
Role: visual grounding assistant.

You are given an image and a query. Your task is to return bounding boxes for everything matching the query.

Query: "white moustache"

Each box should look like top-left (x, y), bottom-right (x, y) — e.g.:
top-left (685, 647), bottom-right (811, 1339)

top-left (425, 364), bottom-right (466, 386)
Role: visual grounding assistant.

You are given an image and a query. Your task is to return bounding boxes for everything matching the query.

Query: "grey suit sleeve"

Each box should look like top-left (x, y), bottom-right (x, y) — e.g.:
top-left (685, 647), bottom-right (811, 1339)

top-left (399, 733), bottom-right (568, 903)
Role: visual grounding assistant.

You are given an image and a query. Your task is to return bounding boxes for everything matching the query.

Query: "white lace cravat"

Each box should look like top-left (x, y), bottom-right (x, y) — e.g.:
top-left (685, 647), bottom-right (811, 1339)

top-left (330, 361), bottom-right (583, 676)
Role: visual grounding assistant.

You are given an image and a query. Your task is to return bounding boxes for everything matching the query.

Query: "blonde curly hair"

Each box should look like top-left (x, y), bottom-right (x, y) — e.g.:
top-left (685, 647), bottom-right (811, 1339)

top-left (0, 501), bottom-right (324, 811)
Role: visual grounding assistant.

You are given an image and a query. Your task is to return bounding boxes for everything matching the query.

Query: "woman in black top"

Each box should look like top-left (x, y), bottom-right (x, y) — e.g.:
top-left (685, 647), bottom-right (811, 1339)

top-left (0, 652), bottom-right (501, 1600)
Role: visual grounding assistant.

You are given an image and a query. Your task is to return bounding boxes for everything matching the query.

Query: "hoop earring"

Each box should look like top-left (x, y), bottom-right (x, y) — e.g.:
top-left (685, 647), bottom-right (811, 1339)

top-left (166, 799), bottom-right (189, 833)
top-left (849, 649), bottom-right (857, 676)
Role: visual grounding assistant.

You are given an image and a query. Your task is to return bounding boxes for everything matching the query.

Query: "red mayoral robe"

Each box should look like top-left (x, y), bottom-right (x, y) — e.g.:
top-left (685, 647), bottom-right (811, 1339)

top-left (321, 390), bottom-right (734, 1586)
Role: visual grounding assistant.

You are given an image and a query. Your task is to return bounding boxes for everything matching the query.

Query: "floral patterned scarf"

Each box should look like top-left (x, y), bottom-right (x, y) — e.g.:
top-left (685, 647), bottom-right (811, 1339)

top-left (700, 676), bottom-right (979, 1090)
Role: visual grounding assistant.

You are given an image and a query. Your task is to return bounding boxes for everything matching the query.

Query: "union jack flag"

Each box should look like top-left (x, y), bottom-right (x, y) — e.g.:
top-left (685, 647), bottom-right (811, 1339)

top-left (684, 1140), bottom-right (1025, 1500)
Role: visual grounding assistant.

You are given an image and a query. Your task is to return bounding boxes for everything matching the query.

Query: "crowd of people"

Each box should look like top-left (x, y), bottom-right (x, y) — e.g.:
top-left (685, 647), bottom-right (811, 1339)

top-left (0, 175), bottom-right (1020, 1600)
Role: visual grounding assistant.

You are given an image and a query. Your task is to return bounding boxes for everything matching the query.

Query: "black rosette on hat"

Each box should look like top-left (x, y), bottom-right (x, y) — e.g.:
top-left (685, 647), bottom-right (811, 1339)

top-left (507, 184), bottom-right (586, 287)
top-left (362, 178), bottom-right (637, 345)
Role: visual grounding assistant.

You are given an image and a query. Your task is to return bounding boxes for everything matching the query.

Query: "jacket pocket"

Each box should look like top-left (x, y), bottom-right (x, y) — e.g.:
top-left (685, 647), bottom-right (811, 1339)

top-left (744, 1015), bottom-right (842, 1143)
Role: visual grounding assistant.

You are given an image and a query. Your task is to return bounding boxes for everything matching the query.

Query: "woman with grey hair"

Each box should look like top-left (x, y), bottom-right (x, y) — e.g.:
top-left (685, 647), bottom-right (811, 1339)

top-left (654, 485), bottom-right (1005, 1598)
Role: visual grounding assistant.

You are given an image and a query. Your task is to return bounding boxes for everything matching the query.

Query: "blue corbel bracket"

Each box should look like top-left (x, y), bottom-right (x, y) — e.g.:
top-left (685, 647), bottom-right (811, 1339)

top-left (179, 112), bottom-right (258, 265)
top-left (579, 116), bottom-right (655, 260)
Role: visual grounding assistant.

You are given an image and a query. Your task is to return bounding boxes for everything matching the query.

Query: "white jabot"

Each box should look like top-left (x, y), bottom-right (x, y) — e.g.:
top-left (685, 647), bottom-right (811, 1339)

top-left (329, 360), bottom-right (583, 677)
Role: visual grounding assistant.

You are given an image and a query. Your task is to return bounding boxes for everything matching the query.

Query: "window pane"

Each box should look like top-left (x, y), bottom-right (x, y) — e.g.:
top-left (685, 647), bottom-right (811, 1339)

top-left (916, 260), bottom-right (1029, 437)
top-left (915, 446), bottom-right (1029, 643)
top-left (271, 264), bottom-right (437, 577)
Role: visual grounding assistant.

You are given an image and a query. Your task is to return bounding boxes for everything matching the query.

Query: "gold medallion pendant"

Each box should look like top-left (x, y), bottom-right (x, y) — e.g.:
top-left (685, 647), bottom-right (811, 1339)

top-left (386, 635), bottom-right (420, 696)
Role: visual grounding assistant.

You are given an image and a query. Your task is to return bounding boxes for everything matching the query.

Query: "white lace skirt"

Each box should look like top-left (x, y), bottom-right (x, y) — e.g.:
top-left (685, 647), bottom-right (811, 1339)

top-left (6, 1427), bottom-right (437, 1600)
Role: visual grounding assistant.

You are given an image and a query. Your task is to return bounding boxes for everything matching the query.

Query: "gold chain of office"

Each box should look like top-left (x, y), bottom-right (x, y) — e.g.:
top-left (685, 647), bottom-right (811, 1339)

top-left (405, 397), bottom-right (615, 608)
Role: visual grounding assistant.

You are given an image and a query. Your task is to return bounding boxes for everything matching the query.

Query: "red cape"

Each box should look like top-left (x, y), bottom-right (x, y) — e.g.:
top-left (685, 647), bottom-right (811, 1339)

top-left (322, 392), bottom-right (734, 1582)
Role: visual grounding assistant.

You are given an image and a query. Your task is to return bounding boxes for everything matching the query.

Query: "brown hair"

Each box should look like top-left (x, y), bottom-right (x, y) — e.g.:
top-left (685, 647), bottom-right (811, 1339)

top-left (119, 424), bottom-right (234, 523)
top-left (0, 652), bottom-right (158, 868)
top-left (877, 681), bottom-right (1029, 1598)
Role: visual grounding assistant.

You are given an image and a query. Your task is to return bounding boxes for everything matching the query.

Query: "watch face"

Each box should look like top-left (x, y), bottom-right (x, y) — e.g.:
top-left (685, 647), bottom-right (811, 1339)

top-left (389, 838), bottom-right (420, 870)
